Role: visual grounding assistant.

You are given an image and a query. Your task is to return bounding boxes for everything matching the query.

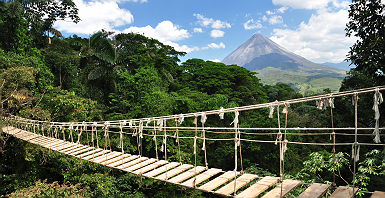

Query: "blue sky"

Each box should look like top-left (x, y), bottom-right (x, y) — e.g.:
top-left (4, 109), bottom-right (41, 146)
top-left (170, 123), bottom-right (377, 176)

top-left (55, 0), bottom-right (355, 64)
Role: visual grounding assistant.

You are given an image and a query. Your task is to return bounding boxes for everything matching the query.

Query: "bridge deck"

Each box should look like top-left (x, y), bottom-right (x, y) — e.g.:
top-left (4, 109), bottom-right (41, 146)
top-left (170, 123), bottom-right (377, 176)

top-left (3, 126), bottom-right (384, 198)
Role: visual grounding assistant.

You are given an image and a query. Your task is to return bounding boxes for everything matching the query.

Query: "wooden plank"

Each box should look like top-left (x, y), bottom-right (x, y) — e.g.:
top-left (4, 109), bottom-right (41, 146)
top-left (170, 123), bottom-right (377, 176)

top-left (261, 179), bottom-right (302, 198)
top-left (116, 157), bottom-right (149, 170)
top-left (14, 131), bottom-right (29, 138)
top-left (199, 171), bottom-right (240, 192)
top-left (215, 174), bottom-right (258, 196)
top-left (25, 134), bottom-right (41, 141)
top-left (44, 139), bottom-right (66, 148)
top-left (181, 168), bottom-right (222, 188)
top-left (143, 162), bottom-right (181, 178)
top-left (155, 164), bottom-right (194, 181)
top-left (90, 152), bottom-right (122, 164)
top-left (235, 176), bottom-right (280, 198)
top-left (63, 145), bottom-right (89, 154)
top-left (69, 147), bottom-right (95, 156)
top-left (27, 136), bottom-right (47, 144)
top-left (82, 150), bottom-right (110, 160)
top-left (31, 137), bottom-right (55, 146)
top-left (132, 160), bottom-right (168, 175)
top-left (168, 166), bottom-right (207, 184)
top-left (52, 143), bottom-right (77, 151)
top-left (297, 183), bottom-right (330, 198)
top-left (76, 148), bottom-right (104, 158)
top-left (330, 186), bottom-right (358, 198)
top-left (371, 191), bottom-right (385, 198)
top-left (106, 155), bottom-right (138, 167)
top-left (18, 133), bottom-right (36, 140)
top-left (124, 158), bottom-right (157, 172)
top-left (45, 141), bottom-right (67, 149)
top-left (100, 153), bottom-right (131, 166)
top-left (60, 144), bottom-right (84, 153)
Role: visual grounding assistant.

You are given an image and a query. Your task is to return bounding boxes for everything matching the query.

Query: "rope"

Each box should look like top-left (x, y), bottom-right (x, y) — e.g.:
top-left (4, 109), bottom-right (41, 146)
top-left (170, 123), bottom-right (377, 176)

top-left (105, 122), bottom-right (112, 151)
top-left (175, 118), bottom-right (182, 163)
top-left (193, 115), bottom-right (198, 188)
top-left (76, 122), bottom-right (85, 144)
top-left (153, 121), bottom-right (158, 160)
top-left (69, 123), bottom-right (74, 142)
top-left (232, 109), bottom-right (240, 196)
top-left (352, 93), bottom-right (359, 197)
top-left (119, 121), bottom-right (125, 153)
top-left (280, 103), bottom-right (289, 198)
top-left (163, 120), bottom-right (167, 160)
top-left (201, 112), bottom-right (208, 168)
top-left (373, 88), bottom-right (383, 143)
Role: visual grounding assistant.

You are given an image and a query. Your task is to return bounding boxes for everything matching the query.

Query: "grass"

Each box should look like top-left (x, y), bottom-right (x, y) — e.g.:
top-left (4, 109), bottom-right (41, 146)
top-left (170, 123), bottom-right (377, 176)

top-left (254, 67), bottom-right (345, 94)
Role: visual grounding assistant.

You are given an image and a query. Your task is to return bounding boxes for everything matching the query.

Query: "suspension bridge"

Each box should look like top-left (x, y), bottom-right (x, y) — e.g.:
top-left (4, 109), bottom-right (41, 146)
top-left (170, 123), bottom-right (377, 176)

top-left (2, 86), bottom-right (385, 197)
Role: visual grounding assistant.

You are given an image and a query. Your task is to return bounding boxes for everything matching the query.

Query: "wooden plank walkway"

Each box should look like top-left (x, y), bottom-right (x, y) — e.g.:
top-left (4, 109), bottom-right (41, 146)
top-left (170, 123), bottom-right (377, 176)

top-left (4, 126), bottom-right (384, 197)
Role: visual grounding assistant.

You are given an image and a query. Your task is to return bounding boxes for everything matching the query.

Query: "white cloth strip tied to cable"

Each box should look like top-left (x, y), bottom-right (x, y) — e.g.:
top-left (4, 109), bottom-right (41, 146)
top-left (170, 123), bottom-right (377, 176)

top-left (119, 121), bottom-right (126, 153)
top-left (316, 95), bottom-right (334, 110)
top-left (92, 122), bottom-right (98, 148)
top-left (219, 107), bottom-right (225, 119)
top-left (352, 142), bottom-right (360, 161)
top-left (231, 110), bottom-right (241, 146)
top-left (269, 105), bottom-right (275, 118)
top-left (76, 121), bottom-right (85, 144)
top-left (178, 114), bottom-right (184, 124)
top-left (54, 126), bottom-right (58, 139)
top-left (104, 121), bottom-right (111, 150)
top-left (69, 123), bottom-right (74, 142)
top-left (159, 119), bottom-right (166, 152)
top-left (281, 103), bottom-right (289, 160)
top-left (139, 121), bottom-right (144, 139)
top-left (201, 112), bottom-right (207, 151)
top-left (201, 112), bottom-right (208, 168)
top-left (373, 88), bottom-right (383, 143)
top-left (282, 103), bottom-right (290, 114)
top-left (275, 105), bottom-right (281, 145)
top-left (193, 115), bottom-right (198, 155)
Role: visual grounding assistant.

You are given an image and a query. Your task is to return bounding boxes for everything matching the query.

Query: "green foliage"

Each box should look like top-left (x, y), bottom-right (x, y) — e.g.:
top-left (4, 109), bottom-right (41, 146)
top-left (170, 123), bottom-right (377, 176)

top-left (346, 0), bottom-right (385, 84)
top-left (42, 89), bottom-right (102, 122)
top-left (7, 180), bottom-right (91, 197)
top-left (355, 149), bottom-right (385, 194)
top-left (0, 1), bottom-right (32, 54)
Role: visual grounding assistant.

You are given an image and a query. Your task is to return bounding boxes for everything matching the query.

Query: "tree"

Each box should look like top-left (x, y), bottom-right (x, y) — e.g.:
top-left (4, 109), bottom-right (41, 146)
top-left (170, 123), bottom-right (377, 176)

top-left (0, 1), bottom-right (32, 53)
top-left (346, 0), bottom-right (385, 85)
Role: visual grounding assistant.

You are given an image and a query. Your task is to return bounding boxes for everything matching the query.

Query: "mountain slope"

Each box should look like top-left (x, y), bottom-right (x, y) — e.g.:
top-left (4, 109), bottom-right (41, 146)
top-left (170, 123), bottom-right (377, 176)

top-left (222, 33), bottom-right (346, 93)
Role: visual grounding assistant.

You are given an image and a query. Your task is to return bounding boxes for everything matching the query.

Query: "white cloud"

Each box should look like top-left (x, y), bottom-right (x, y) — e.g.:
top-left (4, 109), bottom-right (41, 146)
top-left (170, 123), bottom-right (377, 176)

top-left (119, 0), bottom-right (147, 3)
top-left (201, 42), bottom-right (226, 50)
top-left (124, 20), bottom-right (190, 41)
top-left (262, 15), bottom-right (268, 22)
top-left (193, 27), bottom-right (203, 33)
top-left (210, 29), bottom-right (225, 38)
top-left (123, 21), bottom-right (197, 53)
top-left (208, 42), bottom-right (226, 49)
top-left (193, 14), bottom-right (231, 29)
top-left (269, 15), bottom-right (283, 25)
top-left (270, 9), bottom-right (356, 63)
top-left (54, 0), bottom-right (134, 34)
top-left (243, 19), bottom-right (263, 30)
top-left (210, 59), bottom-right (221, 62)
top-left (272, 0), bottom-right (349, 10)
top-left (266, 10), bottom-right (274, 15)
top-left (277, 7), bottom-right (288, 13)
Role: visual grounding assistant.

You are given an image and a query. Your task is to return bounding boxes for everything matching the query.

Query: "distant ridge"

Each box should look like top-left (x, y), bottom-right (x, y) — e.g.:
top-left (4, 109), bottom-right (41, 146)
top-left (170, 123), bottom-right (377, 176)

top-left (222, 33), bottom-right (346, 93)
